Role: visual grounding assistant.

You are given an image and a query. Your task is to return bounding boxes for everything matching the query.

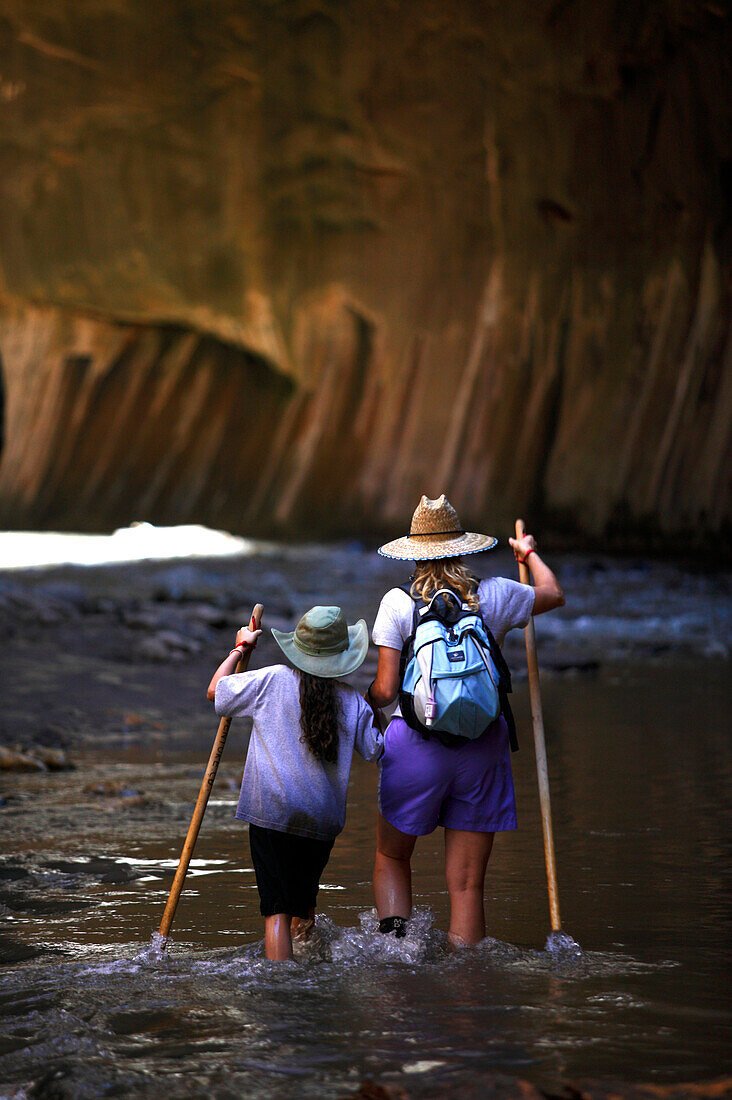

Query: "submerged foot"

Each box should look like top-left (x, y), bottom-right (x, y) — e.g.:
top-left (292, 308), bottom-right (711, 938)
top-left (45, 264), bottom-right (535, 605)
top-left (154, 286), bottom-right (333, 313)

top-left (379, 915), bottom-right (407, 939)
top-left (447, 931), bottom-right (471, 950)
top-left (292, 918), bottom-right (315, 944)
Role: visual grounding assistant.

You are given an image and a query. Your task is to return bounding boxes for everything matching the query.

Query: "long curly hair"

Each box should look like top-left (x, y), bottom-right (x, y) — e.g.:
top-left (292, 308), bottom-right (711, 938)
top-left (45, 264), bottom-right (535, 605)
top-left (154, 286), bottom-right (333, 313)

top-left (410, 557), bottom-right (480, 611)
top-left (297, 671), bottom-right (341, 764)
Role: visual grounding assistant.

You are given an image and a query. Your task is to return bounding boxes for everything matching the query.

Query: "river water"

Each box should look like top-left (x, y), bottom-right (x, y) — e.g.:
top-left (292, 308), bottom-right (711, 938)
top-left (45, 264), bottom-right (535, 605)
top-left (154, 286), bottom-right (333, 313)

top-left (0, 539), bottom-right (730, 1097)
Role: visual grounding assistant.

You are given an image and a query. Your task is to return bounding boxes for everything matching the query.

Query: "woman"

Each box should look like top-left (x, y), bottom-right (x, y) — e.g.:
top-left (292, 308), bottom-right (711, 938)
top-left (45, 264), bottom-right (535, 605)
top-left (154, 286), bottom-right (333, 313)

top-left (365, 494), bottom-right (564, 946)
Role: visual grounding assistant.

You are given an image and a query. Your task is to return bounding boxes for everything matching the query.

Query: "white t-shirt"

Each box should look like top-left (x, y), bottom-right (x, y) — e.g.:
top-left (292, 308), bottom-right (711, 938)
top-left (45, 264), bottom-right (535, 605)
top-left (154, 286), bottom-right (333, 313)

top-left (372, 577), bottom-right (535, 652)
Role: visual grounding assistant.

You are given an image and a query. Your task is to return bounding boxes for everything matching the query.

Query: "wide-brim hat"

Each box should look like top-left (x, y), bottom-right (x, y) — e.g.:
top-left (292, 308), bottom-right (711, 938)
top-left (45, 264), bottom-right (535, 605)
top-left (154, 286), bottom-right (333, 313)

top-left (378, 494), bottom-right (497, 561)
top-left (272, 605), bottom-right (369, 678)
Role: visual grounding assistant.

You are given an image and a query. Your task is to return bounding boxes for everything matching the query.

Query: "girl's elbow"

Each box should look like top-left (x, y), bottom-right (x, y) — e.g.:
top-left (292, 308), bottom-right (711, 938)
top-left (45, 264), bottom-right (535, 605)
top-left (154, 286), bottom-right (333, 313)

top-left (206, 685), bottom-right (216, 702)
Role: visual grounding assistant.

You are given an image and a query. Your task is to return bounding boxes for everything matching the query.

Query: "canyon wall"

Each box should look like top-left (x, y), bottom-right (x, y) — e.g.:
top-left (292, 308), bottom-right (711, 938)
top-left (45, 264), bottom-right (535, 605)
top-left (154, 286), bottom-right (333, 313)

top-left (0, 1), bottom-right (729, 545)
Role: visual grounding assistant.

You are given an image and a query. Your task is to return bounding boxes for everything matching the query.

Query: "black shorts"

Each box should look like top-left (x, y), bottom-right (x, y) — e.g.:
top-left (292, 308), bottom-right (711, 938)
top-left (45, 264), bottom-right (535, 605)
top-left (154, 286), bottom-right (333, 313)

top-left (248, 823), bottom-right (335, 919)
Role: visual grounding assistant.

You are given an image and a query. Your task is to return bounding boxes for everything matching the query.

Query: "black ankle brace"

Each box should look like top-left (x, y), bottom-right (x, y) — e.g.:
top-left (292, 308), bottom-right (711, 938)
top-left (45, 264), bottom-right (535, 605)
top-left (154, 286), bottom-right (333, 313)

top-left (378, 916), bottom-right (407, 938)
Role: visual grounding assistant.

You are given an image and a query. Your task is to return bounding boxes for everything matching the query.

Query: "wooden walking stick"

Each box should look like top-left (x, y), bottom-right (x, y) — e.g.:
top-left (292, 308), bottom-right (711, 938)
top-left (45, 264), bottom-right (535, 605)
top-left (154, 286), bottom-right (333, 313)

top-left (158, 603), bottom-right (264, 943)
top-left (514, 521), bottom-right (563, 937)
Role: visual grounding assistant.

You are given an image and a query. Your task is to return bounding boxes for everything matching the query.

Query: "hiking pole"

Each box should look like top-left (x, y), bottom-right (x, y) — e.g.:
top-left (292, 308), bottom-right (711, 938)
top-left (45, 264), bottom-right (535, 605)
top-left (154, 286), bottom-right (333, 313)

top-left (158, 603), bottom-right (264, 944)
top-left (514, 521), bottom-right (563, 938)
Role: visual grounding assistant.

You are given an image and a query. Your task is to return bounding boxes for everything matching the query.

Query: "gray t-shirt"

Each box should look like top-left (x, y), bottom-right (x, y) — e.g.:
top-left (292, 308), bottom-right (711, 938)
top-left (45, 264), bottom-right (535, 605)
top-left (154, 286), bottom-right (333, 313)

top-left (372, 577), bottom-right (535, 650)
top-left (215, 664), bottom-right (383, 841)
top-left (372, 577), bottom-right (535, 716)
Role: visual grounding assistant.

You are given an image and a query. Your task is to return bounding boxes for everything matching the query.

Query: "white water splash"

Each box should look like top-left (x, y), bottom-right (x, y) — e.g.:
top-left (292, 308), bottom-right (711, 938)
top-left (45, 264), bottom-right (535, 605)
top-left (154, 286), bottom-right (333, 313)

top-left (137, 931), bottom-right (170, 966)
top-left (327, 907), bottom-right (440, 965)
top-left (545, 929), bottom-right (583, 958)
top-left (74, 934), bottom-right (172, 977)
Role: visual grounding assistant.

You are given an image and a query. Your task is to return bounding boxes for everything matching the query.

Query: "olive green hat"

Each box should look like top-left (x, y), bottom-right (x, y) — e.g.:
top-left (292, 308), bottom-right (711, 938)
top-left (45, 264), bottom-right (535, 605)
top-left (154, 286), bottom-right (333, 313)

top-left (271, 605), bottom-right (369, 678)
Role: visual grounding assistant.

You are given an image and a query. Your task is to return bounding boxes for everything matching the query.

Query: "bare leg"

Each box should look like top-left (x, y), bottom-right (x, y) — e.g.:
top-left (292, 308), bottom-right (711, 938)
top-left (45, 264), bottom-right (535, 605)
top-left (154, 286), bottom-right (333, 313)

top-left (264, 913), bottom-right (293, 960)
top-left (291, 909), bottom-right (315, 943)
top-left (374, 812), bottom-right (417, 920)
top-left (444, 829), bottom-right (494, 947)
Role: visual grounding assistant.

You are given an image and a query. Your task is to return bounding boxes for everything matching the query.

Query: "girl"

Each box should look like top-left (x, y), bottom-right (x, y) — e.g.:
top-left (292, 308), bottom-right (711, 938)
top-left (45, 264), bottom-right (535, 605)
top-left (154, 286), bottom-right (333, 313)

top-left (366, 494), bottom-right (564, 946)
top-left (207, 605), bottom-right (383, 961)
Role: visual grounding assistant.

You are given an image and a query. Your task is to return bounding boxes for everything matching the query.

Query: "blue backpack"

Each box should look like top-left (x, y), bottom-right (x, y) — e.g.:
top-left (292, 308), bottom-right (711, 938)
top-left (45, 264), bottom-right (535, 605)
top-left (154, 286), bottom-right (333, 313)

top-left (399, 585), bottom-right (518, 750)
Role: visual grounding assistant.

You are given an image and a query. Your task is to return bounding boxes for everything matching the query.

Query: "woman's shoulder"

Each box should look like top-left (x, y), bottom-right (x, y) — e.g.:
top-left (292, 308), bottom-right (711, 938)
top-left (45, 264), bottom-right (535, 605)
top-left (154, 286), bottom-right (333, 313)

top-left (476, 575), bottom-right (534, 633)
top-left (373, 586), bottom-right (413, 647)
top-left (477, 575), bottom-right (526, 598)
top-left (379, 586), bottom-right (413, 610)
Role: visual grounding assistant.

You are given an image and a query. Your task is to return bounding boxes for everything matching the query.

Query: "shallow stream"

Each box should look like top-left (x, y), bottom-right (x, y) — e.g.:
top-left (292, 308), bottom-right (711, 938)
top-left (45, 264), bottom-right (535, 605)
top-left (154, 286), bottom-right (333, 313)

top-left (0, 541), bottom-right (730, 1097)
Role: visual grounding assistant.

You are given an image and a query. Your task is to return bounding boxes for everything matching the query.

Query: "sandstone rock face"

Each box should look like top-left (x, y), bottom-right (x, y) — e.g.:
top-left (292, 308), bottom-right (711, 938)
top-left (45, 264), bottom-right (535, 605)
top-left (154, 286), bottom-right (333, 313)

top-left (0, 1), bottom-right (729, 544)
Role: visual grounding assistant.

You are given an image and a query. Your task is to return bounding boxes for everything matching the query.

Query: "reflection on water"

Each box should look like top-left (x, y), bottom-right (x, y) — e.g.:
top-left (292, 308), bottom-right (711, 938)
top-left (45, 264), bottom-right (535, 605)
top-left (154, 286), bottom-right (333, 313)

top-left (0, 545), bottom-right (730, 1096)
top-left (1, 661), bottom-right (729, 1095)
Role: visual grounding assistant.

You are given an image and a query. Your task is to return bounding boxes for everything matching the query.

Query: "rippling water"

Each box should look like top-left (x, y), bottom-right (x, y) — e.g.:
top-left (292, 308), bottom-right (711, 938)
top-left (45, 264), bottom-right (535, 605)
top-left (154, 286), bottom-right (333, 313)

top-left (0, 542), bottom-right (730, 1097)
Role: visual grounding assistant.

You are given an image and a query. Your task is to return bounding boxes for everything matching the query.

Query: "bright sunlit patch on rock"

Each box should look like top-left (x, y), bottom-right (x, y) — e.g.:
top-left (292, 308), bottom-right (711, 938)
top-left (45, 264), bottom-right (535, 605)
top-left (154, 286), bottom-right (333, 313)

top-left (0, 522), bottom-right (256, 569)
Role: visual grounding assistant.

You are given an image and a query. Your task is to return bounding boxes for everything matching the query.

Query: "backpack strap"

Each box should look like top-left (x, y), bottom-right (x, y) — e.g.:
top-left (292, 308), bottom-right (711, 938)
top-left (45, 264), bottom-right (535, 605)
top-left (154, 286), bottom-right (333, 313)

top-left (399, 581), bottom-right (423, 634)
top-left (483, 624), bottom-right (519, 753)
top-left (466, 577), bottom-right (519, 752)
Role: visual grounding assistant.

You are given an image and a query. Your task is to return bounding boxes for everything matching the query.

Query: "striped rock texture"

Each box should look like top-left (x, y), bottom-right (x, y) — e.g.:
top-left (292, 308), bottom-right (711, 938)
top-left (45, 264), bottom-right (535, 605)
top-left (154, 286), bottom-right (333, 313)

top-left (0, 1), bottom-right (729, 546)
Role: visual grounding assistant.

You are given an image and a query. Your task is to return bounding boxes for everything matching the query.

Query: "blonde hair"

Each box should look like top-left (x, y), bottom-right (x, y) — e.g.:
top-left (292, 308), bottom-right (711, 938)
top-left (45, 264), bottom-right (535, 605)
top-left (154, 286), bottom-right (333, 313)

top-left (410, 557), bottom-right (480, 611)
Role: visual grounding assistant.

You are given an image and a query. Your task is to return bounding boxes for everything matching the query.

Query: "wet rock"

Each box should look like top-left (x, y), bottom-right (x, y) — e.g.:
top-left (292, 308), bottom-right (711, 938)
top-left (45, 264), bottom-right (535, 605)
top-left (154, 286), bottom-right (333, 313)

top-left (122, 606), bottom-right (168, 630)
top-left (0, 862), bottom-right (30, 882)
top-left (152, 565), bottom-right (226, 604)
top-left (83, 781), bottom-right (143, 800)
top-left (43, 857), bottom-right (140, 883)
top-left (123, 603), bottom-right (189, 632)
top-left (35, 582), bottom-right (87, 612)
top-left (31, 746), bottom-right (74, 771)
top-left (549, 660), bottom-right (601, 676)
top-left (183, 602), bottom-right (230, 628)
top-left (0, 744), bottom-right (72, 771)
top-left (26, 1063), bottom-right (79, 1099)
top-left (181, 616), bottom-right (218, 643)
top-left (89, 596), bottom-right (121, 615)
top-left (0, 745), bottom-right (47, 771)
top-left (106, 1007), bottom-right (184, 1036)
top-left (0, 933), bottom-right (40, 965)
top-left (0, 893), bottom-right (93, 915)
top-left (99, 865), bottom-right (138, 883)
top-left (120, 712), bottom-right (164, 732)
top-left (138, 631), bottom-right (203, 661)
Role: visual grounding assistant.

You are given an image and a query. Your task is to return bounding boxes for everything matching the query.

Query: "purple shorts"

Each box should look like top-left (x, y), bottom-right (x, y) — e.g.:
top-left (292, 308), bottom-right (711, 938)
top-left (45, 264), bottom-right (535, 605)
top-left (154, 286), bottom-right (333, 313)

top-left (378, 716), bottom-right (517, 836)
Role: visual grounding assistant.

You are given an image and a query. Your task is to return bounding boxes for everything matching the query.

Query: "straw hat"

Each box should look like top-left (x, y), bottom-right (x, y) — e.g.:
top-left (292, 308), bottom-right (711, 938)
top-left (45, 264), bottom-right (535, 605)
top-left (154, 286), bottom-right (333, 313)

top-left (378, 494), bottom-right (497, 561)
top-left (272, 605), bottom-right (369, 678)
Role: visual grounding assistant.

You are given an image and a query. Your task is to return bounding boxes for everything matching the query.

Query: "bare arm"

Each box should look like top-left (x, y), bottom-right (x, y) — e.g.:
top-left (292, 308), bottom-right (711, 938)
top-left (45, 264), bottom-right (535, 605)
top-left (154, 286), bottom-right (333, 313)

top-left (508, 534), bottom-right (564, 614)
top-left (365, 646), bottom-right (401, 709)
top-left (206, 626), bottom-right (262, 701)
